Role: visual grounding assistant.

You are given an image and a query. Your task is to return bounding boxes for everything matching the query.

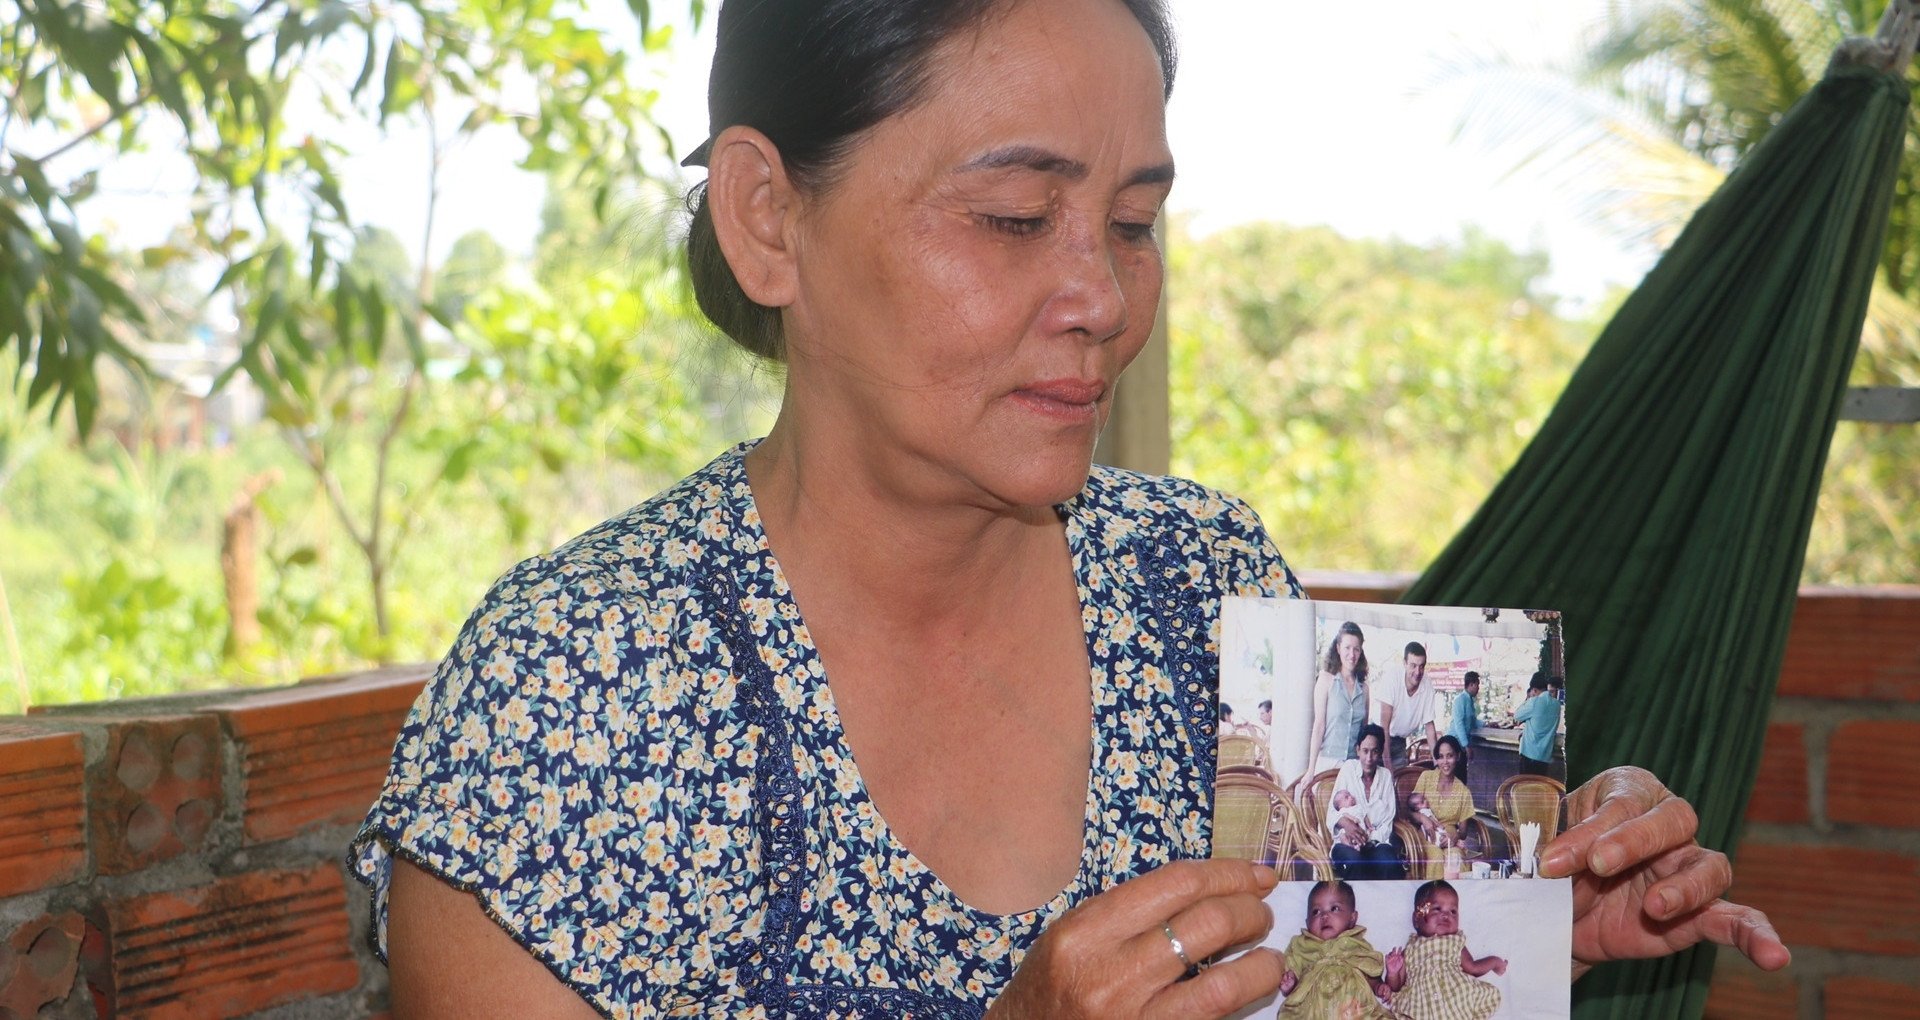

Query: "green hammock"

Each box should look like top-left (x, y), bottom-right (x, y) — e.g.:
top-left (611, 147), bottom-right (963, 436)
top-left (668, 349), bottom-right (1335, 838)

top-left (1399, 32), bottom-right (1913, 1020)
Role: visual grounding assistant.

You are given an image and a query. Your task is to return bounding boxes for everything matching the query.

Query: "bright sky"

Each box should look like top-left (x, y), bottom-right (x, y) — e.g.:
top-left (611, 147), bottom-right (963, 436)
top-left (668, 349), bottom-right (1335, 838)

top-left (82, 0), bottom-right (1652, 304)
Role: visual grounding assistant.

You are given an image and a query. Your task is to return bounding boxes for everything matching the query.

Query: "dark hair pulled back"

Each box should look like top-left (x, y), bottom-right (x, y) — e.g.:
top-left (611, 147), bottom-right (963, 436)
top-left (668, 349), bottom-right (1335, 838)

top-left (684, 0), bottom-right (1177, 361)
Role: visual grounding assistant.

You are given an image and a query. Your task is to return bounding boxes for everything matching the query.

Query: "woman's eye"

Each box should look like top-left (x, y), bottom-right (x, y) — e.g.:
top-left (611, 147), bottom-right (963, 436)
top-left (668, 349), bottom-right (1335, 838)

top-left (980, 214), bottom-right (1047, 237)
top-left (1112, 220), bottom-right (1156, 243)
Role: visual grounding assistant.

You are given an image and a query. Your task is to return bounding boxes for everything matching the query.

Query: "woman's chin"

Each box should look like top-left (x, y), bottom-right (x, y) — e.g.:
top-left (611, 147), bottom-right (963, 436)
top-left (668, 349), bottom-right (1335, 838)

top-left (980, 449), bottom-right (1099, 509)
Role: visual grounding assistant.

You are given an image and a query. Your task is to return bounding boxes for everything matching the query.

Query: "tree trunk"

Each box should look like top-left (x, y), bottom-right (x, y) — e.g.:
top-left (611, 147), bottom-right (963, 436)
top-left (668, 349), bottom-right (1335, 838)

top-left (221, 471), bottom-right (279, 659)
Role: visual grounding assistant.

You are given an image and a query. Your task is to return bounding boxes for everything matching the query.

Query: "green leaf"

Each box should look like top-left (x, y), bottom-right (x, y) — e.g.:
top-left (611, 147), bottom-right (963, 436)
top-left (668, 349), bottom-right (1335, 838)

top-left (380, 38), bottom-right (406, 124)
top-left (210, 252), bottom-right (263, 296)
top-left (351, 25), bottom-right (379, 99)
top-left (308, 2), bottom-right (352, 42)
top-left (332, 279), bottom-right (356, 351)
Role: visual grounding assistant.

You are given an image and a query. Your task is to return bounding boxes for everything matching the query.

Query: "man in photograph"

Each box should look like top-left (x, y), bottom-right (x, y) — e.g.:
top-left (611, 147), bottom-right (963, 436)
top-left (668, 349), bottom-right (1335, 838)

top-left (1449, 670), bottom-right (1481, 762)
top-left (1374, 641), bottom-right (1438, 766)
top-left (1515, 672), bottom-right (1562, 776)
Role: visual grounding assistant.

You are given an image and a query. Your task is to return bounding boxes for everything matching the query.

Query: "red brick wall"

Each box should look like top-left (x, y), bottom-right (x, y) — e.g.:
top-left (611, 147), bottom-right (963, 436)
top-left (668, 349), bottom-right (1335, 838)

top-left (0, 667), bottom-right (431, 1019)
top-left (1, 583), bottom-right (1914, 1018)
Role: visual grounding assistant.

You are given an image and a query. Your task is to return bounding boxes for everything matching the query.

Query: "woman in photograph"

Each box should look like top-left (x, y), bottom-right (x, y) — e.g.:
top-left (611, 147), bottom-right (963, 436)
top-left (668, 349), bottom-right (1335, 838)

top-left (1327, 724), bottom-right (1403, 881)
top-left (1411, 735), bottom-right (1480, 878)
top-left (1309, 621), bottom-right (1371, 773)
top-left (353, 0), bottom-right (1791, 1016)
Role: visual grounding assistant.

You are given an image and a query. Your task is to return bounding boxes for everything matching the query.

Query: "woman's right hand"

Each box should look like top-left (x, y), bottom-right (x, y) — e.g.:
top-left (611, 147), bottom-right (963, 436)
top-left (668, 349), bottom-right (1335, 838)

top-left (986, 859), bottom-right (1285, 1020)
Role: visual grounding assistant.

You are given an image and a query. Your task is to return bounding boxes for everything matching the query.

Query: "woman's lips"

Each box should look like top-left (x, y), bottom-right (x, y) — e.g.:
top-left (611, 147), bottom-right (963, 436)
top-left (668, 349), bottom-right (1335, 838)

top-left (1011, 379), bottom-right (1105, 422)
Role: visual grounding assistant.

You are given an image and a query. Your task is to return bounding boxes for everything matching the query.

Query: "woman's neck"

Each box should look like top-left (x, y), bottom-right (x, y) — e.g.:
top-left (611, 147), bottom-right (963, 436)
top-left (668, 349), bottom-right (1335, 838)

top-left (745, 417), bottom-right (1065, 630)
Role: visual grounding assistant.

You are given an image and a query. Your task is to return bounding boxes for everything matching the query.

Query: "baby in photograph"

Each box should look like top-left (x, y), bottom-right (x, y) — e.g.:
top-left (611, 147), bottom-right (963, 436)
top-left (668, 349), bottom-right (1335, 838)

top-left (1395, 880), bottom-right (1507, 1020)
top-left (1278, 880), bottom-right (1402, 1019)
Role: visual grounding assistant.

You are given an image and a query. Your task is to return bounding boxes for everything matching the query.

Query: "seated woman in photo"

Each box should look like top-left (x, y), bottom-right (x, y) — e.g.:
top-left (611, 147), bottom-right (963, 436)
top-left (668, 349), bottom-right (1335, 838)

top-left (1411, 735), bottom-right (1481, 877)
top-left (1327, 724), bottom-right (1403, 881)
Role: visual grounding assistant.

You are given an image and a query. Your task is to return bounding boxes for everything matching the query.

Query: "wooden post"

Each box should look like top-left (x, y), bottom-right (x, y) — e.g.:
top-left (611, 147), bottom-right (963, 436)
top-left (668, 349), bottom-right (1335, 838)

top-left (1095, 224), bottom-right (1172, 475)
top-left (221, 472), bottom-right (279, 659)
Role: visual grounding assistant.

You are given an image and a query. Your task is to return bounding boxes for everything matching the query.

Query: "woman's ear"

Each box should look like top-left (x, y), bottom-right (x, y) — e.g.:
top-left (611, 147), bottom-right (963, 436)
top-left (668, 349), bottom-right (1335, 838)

top-left (707, 125), bottom-right (801, 309)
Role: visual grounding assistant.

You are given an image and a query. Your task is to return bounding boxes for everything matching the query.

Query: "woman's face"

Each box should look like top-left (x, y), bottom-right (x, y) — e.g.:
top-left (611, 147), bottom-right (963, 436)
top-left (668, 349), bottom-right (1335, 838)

top-left (1434, 740), bottom-right (1458, 778)
top-left (778, 0), bottom-right (1173, 508)
top-left (1337, 633), bottom-right (1363, 674)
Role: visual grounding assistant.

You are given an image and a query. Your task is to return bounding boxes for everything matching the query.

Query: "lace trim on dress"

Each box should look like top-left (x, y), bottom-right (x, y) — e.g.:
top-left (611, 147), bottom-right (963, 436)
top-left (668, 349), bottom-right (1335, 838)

top-left (707, 569), bottom-right (982, 1020)
top-left (1144, 532), bottom-right (1219, 853)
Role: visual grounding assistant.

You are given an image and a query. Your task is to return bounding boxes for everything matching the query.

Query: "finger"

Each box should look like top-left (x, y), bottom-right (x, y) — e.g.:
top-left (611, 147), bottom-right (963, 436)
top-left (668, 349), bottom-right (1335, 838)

top-left (1638, 845), bottom-right (1735, 921)
top-left (1144, 947), bottom-right (1286, 1020)
top-left (1544, 786), bottom-right (1697, 879)
top-left (1669, 900), bottom-right (1792, 971)
top-left (1078, 859), bottom-right (1279, 934)
top-left (1129, 893), bottom-right (1276, 982)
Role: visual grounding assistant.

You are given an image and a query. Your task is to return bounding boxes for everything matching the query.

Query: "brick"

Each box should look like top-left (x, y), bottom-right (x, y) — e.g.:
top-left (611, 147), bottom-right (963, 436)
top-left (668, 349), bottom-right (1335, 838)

top-left (0, 913), bottom-right (85, 1017)
top-left (1744, 723), bottom-right (1809, 825)
top-left (82, 864), bottom-right (359, 1020)
top-left (1826, 975), bottom-right (1920, 1019)
top-left (1703, 957), bottom-right (1798, 1020)
top-left (204, 666), bottom-right (430, 843)
top-left (1729, 842), bottom-right (1920, 955)
top-left (87, 716), bottom-right (224, 875)
top-left (0, 722), bottom-right (88, 896)
top-left (1828, 719), bottom-right (1920, 829)
top-left (1778, 588), bottom-right (1920, 702)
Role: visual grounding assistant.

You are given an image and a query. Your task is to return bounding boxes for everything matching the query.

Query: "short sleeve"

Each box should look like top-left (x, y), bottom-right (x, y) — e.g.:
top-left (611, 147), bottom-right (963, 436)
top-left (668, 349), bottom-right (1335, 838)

top-left (1210, 492), bottom-right (1305, 601)
top-left (348, 560), bottom-right (747, 1018)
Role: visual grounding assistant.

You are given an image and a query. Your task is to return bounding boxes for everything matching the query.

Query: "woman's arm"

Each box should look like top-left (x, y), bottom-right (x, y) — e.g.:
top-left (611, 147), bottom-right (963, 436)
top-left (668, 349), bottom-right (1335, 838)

top-left (1305, 673), bottom-right (1332, 767)
top-left (388, 861), bottom-right (605, 1020)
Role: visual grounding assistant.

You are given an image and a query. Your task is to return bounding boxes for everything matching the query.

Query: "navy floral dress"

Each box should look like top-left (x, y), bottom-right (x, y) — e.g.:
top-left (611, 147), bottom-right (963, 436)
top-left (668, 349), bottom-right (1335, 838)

top-left (350, 441), bottom-right (1302, 1019)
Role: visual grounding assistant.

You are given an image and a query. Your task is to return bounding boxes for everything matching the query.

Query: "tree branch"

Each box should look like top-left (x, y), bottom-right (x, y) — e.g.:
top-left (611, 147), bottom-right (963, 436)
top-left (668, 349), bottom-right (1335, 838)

top-left (28, 84), bottom-right (157, 165)
top-left (288, 427), bottom-right (373, 555)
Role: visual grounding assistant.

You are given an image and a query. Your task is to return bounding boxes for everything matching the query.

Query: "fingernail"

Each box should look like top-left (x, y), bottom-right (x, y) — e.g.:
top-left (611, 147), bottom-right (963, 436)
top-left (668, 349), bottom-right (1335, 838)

top-left (1541, 849), bottom-right (1572, 877)
top-left (1652, 889), bottom-right (1676, 918)
top-left (1592, 847), bottom-right (1622, 875)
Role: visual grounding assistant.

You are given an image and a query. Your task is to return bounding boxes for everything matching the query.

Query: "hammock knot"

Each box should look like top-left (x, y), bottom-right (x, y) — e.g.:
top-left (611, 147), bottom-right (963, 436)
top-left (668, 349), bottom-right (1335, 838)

top-left (1830, 0), bottom-right (1920, 75)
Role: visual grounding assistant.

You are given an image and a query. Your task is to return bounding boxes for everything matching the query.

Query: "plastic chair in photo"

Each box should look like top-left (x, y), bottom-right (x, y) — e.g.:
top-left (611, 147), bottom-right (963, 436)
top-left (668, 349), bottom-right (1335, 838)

top-left (1495, 774), bottom-right (1567, 867)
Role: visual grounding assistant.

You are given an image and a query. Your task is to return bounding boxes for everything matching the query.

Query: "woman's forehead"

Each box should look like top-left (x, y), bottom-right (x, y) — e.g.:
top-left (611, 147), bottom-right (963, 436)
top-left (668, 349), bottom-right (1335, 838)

top-left (896, 0), bottom-right (1171, 173)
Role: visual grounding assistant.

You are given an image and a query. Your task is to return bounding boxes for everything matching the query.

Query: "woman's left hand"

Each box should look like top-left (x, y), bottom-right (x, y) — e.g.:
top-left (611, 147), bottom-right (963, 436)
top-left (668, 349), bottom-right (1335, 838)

top-left (1539, 766), bottom-right (1791, 979)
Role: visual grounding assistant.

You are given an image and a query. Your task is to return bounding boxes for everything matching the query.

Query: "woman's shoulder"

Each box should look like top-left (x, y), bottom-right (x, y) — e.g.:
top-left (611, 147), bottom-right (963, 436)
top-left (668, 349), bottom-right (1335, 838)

top-left (519, 446), bottom-right (756, 600)
top-left (1078, 466), bottom-right (1303, 598)
top-left (1079, 465), bottom-right (1264, 535)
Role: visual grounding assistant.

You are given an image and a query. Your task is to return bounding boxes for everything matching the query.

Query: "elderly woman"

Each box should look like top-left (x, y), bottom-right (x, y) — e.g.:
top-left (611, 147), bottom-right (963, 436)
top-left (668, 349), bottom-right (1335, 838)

top-left (351, 0), bottom-right (1790, 1016)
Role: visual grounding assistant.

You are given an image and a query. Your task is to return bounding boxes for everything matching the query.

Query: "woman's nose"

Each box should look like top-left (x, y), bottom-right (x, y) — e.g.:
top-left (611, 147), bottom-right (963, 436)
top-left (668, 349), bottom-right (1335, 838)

top-left (1045, 225), bottom-right (1129, 342)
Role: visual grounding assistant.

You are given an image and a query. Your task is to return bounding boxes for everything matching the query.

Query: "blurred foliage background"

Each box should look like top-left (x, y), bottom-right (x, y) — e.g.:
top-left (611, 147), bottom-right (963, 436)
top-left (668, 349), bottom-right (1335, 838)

top-left (2, 0), bottom-right (1915, 712)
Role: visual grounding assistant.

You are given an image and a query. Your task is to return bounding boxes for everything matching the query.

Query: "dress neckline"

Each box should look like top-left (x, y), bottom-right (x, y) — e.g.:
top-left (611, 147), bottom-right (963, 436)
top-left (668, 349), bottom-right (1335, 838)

top-left (717, 440), bottom-right (1106, 925)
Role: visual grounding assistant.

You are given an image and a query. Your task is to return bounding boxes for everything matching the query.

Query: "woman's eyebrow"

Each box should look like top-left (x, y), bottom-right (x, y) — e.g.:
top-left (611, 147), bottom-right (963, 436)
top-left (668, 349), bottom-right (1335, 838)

top-left (954, 145), bottom-right (1175, 187)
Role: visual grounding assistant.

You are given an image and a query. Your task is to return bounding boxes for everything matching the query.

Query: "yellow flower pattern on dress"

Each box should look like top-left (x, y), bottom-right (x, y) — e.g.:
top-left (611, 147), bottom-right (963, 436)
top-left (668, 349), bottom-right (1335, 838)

top-left (351, 441), bottom-right (1300, 1018)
